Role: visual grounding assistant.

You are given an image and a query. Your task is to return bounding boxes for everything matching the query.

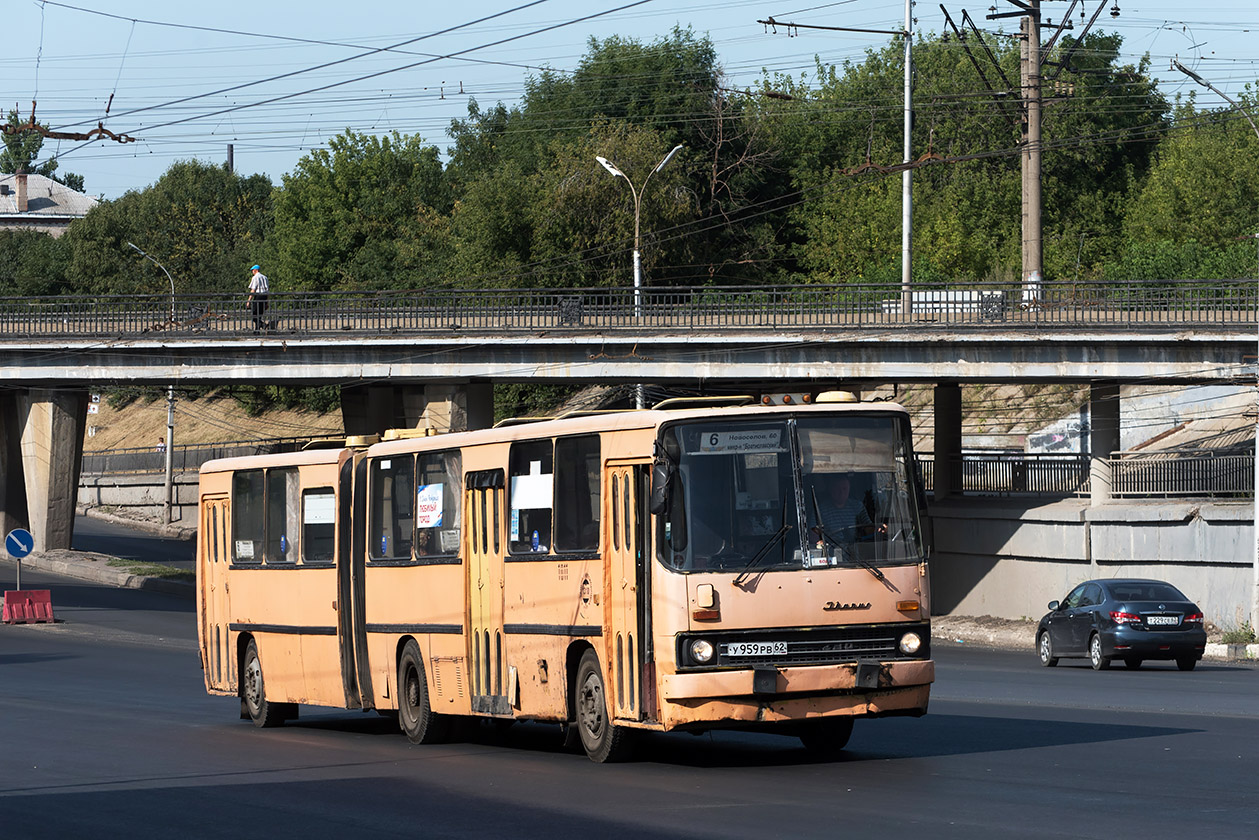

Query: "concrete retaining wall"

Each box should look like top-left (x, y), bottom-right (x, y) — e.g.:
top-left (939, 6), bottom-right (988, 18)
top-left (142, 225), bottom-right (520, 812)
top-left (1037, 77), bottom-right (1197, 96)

top-left (931, 498), bottom-right (1253, 631)
top-left (78, 473), bottom-right (199, 528)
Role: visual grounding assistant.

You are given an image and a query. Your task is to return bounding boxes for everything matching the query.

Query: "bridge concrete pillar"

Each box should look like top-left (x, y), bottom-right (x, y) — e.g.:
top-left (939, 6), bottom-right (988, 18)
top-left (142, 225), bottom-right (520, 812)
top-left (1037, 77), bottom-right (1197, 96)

top-left (0, 391), bottom-right (30, 538)
top-left (340, 383), bottom-right (493, 437)
top-left (9, 388), bottom-right (88, 551)
top-left (933, 383), bottom-right (963, 500)
top-left (1088, 382), bottom-right (1121, 506)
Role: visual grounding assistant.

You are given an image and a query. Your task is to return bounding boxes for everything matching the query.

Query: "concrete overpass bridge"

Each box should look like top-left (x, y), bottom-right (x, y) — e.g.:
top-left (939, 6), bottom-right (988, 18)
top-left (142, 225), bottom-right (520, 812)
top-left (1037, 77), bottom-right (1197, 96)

top-left (1, 279), bottom-right (1254, 553)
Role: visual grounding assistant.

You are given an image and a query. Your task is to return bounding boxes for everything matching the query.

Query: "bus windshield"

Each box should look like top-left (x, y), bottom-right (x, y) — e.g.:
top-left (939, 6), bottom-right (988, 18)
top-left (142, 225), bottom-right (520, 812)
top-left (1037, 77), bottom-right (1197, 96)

top-left (657, 415), bottom-right (925, 573)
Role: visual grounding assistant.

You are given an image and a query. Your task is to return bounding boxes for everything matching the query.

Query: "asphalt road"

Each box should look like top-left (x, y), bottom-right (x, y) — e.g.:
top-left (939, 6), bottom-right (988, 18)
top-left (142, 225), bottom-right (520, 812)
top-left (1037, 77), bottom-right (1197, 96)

top-left (1, 560), bottom-right (1256, 840)
top-left (72, 513), bottom-right (195, 571)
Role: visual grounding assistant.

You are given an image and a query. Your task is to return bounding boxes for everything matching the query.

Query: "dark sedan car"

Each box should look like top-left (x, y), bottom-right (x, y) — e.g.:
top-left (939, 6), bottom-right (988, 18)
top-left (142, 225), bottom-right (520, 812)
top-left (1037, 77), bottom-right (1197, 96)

top-left (1036, 578), bottom-right (1207, 671)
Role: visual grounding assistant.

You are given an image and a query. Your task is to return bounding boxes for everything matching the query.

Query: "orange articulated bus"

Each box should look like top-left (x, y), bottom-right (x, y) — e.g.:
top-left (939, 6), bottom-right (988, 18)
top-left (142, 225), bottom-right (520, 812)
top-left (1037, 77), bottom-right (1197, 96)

top-left (196, 392), bottom-right (934, 762)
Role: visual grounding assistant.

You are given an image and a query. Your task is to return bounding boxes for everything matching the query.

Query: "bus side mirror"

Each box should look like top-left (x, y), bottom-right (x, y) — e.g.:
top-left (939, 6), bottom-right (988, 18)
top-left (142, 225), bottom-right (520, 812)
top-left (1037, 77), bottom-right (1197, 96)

top-left (649, 462), bottom-right (672, 515)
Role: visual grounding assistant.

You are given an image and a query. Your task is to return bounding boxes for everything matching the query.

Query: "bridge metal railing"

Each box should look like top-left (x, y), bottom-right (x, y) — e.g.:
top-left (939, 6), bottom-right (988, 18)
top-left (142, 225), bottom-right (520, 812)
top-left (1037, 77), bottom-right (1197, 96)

top-left (1, 278), bottom-right (1254, 338)
top-left (919, 450), bottom-right (1253, 499)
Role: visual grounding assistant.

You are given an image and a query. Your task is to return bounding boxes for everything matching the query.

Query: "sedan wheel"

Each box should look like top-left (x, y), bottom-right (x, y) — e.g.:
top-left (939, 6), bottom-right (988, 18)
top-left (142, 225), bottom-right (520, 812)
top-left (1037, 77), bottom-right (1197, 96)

top-left (1123, 657), bottom-right (1142, 670)
top-left (1089, 634), bottom-right (1110, 671)
top-left (1037, 631), bottom-right (1058, 667)
top-left (1176, 656), bottom-right (1197, 671)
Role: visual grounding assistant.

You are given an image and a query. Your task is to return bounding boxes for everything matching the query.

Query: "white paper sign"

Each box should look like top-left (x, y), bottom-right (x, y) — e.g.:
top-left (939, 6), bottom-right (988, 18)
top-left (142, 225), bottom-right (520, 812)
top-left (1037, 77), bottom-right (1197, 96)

top-left (416, 484), bottom-right (444, 528)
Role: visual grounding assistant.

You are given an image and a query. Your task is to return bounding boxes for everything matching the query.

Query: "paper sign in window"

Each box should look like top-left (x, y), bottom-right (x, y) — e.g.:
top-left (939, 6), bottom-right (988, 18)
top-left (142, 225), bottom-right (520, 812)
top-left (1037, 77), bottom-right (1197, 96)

top-left (303, 492), bottom-right (335, 525)
top-left (416, 483), bottom-right (444, 528)
top-left (511, 461), bottom-right (553, 510)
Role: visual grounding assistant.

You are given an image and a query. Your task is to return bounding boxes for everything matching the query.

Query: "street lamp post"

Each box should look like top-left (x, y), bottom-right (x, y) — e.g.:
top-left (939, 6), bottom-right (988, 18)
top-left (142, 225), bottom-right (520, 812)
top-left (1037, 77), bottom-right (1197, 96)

top-left (1172, 60), bottom-right (1259, 634)
top-left (126, 242), bottom-right (177, 525)
top-left (596, 144), bottom-right (683, 409)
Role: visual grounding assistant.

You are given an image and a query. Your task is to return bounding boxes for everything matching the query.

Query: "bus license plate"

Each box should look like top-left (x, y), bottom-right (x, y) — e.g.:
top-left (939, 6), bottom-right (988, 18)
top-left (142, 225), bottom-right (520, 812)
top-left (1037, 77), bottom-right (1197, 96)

top-left (726, 641), bottom-right (788, 657)
top-left (1146, 615), bottom-right (1179, 626)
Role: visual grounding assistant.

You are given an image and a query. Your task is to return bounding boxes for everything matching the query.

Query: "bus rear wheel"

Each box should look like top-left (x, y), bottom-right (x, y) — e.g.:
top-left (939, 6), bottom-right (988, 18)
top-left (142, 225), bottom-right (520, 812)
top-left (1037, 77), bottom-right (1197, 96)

top-left (398, 640), bottom-right (450, 744)
top-left (574, 650), bottom-right (632, 763)
top-left (798, 718), bottom-right (854, 757)
top-left (242, 639), bottom-right (285, 728)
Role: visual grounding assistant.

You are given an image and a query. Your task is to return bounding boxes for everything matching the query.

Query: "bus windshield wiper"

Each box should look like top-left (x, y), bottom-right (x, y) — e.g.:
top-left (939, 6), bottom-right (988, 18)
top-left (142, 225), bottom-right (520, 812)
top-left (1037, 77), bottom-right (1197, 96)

top-left (733, 523), bottom-right (792, 587)
top-left (811, 522), bottom-right (888, 584)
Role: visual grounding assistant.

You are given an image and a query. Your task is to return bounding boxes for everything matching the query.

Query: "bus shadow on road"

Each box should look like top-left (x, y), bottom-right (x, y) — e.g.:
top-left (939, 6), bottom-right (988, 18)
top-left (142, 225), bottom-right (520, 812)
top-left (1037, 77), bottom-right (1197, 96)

top-left (263, 711), bottom-right (1199, 768)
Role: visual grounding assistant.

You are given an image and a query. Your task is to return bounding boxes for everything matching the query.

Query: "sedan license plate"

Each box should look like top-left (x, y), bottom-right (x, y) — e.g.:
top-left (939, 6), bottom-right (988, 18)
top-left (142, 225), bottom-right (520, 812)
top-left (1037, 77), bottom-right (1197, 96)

top-left (1145, 615), bottom-right (1180, 626)
top-left (726, 641), bottom-right (788, 657)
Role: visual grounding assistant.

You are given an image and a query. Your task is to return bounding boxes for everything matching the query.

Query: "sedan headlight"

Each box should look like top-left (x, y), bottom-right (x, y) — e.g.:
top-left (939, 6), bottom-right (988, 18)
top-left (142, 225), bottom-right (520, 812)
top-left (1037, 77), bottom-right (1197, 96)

top-left (689, 639), bottom-right (715, 664)
top-left (899, 632), bottom-right (922, 655)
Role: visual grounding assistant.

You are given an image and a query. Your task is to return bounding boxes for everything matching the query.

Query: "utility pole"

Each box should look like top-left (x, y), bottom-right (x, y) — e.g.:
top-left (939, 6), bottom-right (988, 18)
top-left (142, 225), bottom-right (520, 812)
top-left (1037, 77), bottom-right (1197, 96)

top-left (901, 0), bottom-right (915, 314)
top-left (988, 0), bottom-right (1044, 303)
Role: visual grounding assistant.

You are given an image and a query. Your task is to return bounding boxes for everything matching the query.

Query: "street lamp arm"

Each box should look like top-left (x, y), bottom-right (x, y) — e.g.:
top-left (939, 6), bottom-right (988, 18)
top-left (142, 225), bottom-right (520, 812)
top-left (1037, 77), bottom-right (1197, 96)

top-left (126, 241), bottom-right (176, 322)
top-left (1172, 60), bottom-right (1259, 141)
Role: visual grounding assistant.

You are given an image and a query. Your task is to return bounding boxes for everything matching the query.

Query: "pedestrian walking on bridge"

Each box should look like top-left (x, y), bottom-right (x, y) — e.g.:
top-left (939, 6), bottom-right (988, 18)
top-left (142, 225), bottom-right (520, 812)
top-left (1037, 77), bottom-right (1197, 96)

top-left (246, 264), bottom-right (270, 332)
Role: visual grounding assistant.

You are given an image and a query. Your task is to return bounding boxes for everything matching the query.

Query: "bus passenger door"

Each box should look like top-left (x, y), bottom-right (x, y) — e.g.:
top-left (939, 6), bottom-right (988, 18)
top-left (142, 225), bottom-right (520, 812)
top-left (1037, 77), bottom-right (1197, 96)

top-left (466, 470), bottom-right (509, 716)
top-left (200, 495), bottom-right (233, 690)
top-left (605, 461), bottom-right (651, 722)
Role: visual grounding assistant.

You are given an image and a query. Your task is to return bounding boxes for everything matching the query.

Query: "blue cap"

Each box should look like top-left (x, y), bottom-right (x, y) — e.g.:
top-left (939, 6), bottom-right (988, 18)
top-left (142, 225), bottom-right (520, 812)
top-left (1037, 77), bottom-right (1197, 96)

top-left (250, 265), bottom-right (260, 270)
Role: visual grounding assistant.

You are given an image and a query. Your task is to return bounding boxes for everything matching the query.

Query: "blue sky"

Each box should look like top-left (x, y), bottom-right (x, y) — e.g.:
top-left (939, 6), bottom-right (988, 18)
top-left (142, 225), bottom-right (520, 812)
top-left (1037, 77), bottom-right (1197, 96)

top-left (5, 0), bottom-right (1257, 199)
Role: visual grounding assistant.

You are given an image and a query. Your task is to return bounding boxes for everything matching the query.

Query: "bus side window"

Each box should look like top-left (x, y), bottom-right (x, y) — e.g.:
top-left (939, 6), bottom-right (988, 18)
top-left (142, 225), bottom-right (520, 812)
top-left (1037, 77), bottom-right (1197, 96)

top-left (554, 435), bottom-right (600, 553)
top-left (302, 488), bottom-right (336, 564)
top-left (509, 440), bottom-right (553, 554)
top-left (417, 451), bottom-right (462, 556)
top-left (369, 456), bottom-right (415, 560)
top-left (266, 468), bottom-right (300, 563)
top-left (232, 469), bottom-right (264, 563)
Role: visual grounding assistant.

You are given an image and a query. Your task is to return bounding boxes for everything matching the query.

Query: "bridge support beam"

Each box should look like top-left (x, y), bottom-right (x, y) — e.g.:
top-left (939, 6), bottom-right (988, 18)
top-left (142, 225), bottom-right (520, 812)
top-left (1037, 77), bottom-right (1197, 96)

top-left (934, 382), bottom-right (962, 500)
top-left (1089, 382), bottom-right (1120, 506)
top-left (340, 383), bottom-right (493, 437)
top-left (0, 388), bottom-right (88, 550)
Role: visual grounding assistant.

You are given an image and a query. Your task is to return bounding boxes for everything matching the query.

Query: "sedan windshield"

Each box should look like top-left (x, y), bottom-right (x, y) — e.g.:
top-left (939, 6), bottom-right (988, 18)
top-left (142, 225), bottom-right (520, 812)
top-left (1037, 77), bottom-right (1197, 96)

top-left (656, 415), bottom-right (925, 573)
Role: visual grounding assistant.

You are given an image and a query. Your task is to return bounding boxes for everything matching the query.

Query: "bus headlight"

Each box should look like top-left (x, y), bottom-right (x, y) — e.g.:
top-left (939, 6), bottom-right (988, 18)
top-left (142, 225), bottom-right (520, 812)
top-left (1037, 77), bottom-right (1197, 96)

top-left (689, 639), bottom-right (715, 664)
top-left (899, 632), bottom-right (922, 655)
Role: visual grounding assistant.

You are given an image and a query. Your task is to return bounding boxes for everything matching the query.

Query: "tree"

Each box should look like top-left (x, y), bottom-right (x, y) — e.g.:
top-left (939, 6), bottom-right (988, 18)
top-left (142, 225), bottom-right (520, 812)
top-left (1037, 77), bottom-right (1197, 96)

top-left (1, 109), bottom-right (86, 192)
top-left (271, 130), bottom-right (450, 290)
top-left (0, 229), bottom-right (72, 296)
top-left (62, 160), bottom-right (272, 295)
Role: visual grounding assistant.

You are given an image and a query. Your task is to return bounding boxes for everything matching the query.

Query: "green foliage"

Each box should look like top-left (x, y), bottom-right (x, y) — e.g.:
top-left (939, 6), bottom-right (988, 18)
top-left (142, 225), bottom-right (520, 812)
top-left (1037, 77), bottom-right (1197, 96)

top-left (272, 130), bottom-right (450, 290)
top-left (1123, 93), bottom-right (1259, 249)
top-left (1101, 239), bottom-right (1258, 283)
top-left (1221, 623), bottom-right (1256, 644)
top-left (230, 384), bottom-right (341, 416)
top-left (61, 160), bottom-right (271, 295)
top-left (493, 383), bottom-right (582, 423)
top-left (0, 229), bottom-right (72, 296)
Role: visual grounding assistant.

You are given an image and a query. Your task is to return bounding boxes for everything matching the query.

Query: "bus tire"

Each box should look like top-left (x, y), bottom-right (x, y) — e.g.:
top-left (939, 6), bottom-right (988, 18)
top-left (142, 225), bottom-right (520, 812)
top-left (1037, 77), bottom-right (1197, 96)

top-left (242, 639), bottom-right (284, 728)
top-left (798, 717), bottom-right (854, 757)
top-left (398, 640), bottom-right (450, 745)
top-left (574, 649), bottom-right (632, 763)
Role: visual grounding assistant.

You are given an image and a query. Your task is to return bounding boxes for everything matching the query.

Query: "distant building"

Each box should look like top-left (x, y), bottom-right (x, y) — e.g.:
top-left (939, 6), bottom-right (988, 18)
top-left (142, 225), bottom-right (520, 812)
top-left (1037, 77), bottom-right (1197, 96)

top-left (0, 171), bottom-right (98, 237)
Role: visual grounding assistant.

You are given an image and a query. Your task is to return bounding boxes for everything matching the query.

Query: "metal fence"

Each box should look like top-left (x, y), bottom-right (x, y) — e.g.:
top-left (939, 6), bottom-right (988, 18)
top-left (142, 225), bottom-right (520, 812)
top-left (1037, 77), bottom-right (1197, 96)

top-left (81, 437), bottom-right (316, 475)
top-left (2, 278), bottom-right (1254, 338)
top-left (919, 451), bottom-right (1252, 499)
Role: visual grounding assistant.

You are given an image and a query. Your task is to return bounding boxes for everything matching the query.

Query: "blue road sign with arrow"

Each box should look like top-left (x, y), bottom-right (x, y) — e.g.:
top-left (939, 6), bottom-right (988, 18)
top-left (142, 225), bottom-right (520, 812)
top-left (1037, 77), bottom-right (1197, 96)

top-left (6, 528), bottom-right (34, 559)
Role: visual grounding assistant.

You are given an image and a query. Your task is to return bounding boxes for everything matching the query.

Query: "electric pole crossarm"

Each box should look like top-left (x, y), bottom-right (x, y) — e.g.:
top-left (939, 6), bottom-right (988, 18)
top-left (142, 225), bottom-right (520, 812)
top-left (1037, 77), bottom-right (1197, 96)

top-left (1047, 1), bottom-right (1109, 82)
top-left (1040, 0), bottom-right (1082, 56)
top-left (940, 7), bottom-right (1020, 130)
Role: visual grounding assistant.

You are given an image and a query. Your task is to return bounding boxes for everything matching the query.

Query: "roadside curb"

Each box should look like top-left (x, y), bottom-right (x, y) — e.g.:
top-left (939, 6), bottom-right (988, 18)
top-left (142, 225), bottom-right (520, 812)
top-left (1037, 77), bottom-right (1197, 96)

top-left (77, 505), bottom-right (196, 541)
top-left (4, 549), bottom-right (194, 598)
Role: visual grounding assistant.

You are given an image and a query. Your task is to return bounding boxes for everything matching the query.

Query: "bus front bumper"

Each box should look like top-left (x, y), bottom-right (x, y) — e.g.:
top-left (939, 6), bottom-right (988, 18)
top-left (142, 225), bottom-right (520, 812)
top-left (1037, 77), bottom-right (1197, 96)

top-left (655, 659), bottom-right (934, 729)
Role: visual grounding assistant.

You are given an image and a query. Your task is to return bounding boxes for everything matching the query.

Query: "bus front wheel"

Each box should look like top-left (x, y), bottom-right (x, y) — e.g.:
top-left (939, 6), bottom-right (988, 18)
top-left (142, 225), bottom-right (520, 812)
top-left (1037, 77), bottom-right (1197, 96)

top-left (798, 717), bottom-right (854, 757)
top-left (242, 640), bottom-right (284, 728)
top-left (398, 640), bottom-right (450, 744)
top-left (574, 650), bottom-right (632, 763)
